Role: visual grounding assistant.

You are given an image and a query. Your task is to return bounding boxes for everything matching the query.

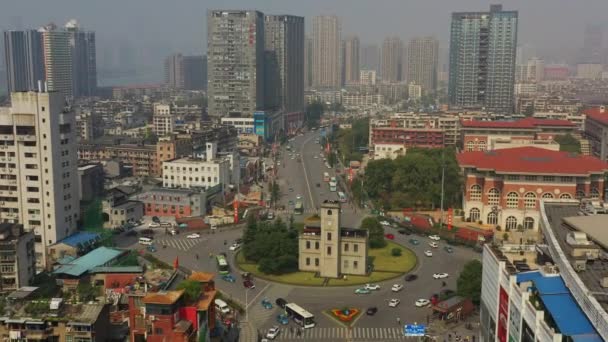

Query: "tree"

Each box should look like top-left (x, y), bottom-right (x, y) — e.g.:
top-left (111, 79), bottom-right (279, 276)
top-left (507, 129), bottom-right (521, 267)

top-left (391, 248), bottom-right (402, 257)
top-left (360, 217), bottom-right (386, 248)
top-left (270, 181), bottom-right (280, 207)
top-left (305, 102), bottom-right (324, 129)
top-left (456, 260), bottom-right (483, 305)
top-left (176, 279), bottom-right (202, 303)
top-left (554, 134), bottom-right (581, 153)
top-left (77, 283), bottom-right (99, 302)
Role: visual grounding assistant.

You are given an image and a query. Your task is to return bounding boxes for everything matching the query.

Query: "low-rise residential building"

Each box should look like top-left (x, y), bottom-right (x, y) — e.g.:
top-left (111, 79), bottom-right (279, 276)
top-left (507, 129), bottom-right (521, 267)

top-left (0, 223), bottom-right (35, 293)
top-left (532, 111), bottom-right (586, 132)
top-left (162, 142), bottom-right (239, 190)
top-left (370, 127), bottom-right (444, 152)
top-left (359, 70), bottom-right (377, 85)
top-left (299, 201), bottom-right (368, 278)
top-left (134, 188), bottom-right (206, 218)
top-left (220, 117), bottom-right (255, 135)
top-left (47, 232), bottom-right (101, 267)
top-left (53, 247), bottom-right (127, 290)
top-left (0, 300), bottom-right (110, 342)
top-left (370, 113), bottom-right (461, 146)
top-left (408, 83), bottom-right (422, 100)
top-left (373, 143), bottom-right (406, 160)
top-left (153, 103), bottom-right (174, 136)
top-left (461, 117), bottom-right (578, 152)
top-left (341, 93), bottom-right (384, 108)
top-left (78, 163), bottom-right (105, 202)
top-left (457, 147), bottom-right (608, 235)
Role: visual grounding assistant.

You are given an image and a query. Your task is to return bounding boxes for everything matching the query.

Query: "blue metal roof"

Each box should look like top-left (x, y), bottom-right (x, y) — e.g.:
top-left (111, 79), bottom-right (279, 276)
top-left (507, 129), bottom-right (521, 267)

top-left (517, 271), bottom-right (600, 338)
top-left (55, 232), bottom-right (100, 248)
top-left (53, 247), bottom-right (124, 277)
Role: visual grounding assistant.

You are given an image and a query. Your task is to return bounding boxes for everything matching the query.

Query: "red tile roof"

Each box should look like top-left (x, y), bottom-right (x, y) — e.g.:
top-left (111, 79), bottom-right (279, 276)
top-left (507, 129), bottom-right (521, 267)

top-left (461, 117), bottom-right (575, 129)
top-left (457, 147), bottom-right (608, 175)
top-left (583, 107), bottom-right (608, 126)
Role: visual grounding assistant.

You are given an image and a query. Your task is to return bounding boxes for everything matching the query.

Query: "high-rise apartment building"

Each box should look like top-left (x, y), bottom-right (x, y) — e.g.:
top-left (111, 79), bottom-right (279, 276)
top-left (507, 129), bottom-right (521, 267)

top-left (381, 37), bottom-right (403, 83)
top-left (581, 24), bottom-right (603, 64)
top-left (407, 37), bottom-right (439, 94)
top-left (207, 10), bottom-right (265, 118)
top-left (360, 44), bottom-right (379, 72)
top-left (312, 15), bottom-right (341, 89)
top-left (342, 36), bottom-right (360, 85)
top-left (65, 20), bottom-right (97, 97)
top-left (264, 15), bottom-right (305, 113)
top-left (0, 91), bottom-right (79, 271)
top-left (164, 54), bottom-right (206, 90)
top-left (448, 4), bottom-right (518, 114)
top-left (304, 36), bottom-right (313, 89)
top-left (3, 30), bottom-right (45, 93)
top-left (40, 24), bottom-right (73, 99)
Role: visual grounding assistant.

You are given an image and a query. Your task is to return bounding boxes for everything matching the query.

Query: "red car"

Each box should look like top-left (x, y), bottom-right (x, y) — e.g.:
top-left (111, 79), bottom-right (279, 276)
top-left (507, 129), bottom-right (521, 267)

top-left (244, 280), bottom-right (256, 289)
top-left (385, 233), bottom-right (395, 240)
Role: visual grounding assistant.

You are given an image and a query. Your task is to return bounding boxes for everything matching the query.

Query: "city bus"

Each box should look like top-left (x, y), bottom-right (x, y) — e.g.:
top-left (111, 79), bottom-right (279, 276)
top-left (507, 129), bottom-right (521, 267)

top-left (285, 303), bottom-right (316, 328)
top-left (329, 181), bottom-right (337, 192)
top-left (338, 192), bottom-right (347, 203)
top-left (323, 172), bottom-right (330, 182)
top-left (216, 254), bottom-right (230, 274)
top-left (294, 200), bottom-right (304, 215)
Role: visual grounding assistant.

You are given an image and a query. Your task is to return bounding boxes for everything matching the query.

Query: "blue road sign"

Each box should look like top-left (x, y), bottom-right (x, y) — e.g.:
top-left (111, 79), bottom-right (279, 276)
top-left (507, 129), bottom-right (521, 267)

top-left (404, 324), bottom-right (426, 337)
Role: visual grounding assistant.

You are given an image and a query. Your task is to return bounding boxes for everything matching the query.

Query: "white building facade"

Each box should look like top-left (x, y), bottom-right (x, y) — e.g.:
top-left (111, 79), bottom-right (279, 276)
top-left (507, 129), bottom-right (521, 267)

top-left (0, 91), bottom-right (80, 271)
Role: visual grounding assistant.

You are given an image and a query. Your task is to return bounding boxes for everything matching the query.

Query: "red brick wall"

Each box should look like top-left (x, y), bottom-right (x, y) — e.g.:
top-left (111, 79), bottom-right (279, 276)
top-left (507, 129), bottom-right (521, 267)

top-left (104, 273), bottom-right (141, 290)
top-left (144, 203), bottom-right (193, 218)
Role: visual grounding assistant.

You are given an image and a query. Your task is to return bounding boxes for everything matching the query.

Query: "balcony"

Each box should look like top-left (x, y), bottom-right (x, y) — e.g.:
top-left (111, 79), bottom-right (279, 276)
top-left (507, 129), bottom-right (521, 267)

top-left (16, 135), bottom-right (36, 142)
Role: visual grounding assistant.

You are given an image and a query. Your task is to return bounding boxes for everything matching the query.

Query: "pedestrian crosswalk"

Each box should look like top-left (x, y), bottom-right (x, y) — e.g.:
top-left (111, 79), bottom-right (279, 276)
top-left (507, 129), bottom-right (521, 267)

top-left (154, 237), bottom-right (206, 251)
top-left (274, 327), bottom-right (408, 340)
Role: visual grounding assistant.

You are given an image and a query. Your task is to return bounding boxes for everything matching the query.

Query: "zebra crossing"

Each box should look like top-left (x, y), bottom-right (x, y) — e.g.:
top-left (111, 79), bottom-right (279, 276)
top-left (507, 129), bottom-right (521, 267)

top-left (275, 327), bottom-right (407, 340)
top-left (154, 237), bottom-right (206, 251)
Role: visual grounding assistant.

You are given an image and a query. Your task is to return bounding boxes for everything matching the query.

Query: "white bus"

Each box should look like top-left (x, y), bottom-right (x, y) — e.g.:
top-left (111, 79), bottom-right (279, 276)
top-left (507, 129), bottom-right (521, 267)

top-left (329, 181), bottom-right (337, 192)
top-left (138, 237), bottom-right (153, 245)
top-left (338, 192), bottom-right (347, 203)
top-left (285, 303), bottom-right (315, 328)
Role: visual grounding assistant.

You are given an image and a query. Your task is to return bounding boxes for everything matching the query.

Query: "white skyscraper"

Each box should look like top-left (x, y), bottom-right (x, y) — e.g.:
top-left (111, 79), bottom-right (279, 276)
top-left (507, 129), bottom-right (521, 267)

top-left (0, 90), bottom-right (79, 271)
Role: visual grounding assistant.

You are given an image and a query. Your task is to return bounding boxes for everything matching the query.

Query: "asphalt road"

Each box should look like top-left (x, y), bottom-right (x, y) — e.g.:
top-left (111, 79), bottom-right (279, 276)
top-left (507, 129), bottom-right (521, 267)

top-left (115, 130), bottom-right (481, 341)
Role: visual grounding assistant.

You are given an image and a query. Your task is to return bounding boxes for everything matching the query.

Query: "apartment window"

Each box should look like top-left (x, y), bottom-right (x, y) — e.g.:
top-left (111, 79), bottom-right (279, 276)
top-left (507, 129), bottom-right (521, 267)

top-left (344, 243), bottom-right (349, 252)
top-left (327, 246), bottom-right (332, 255)
top-left (315, 242), bottom-right (319, 249)
top-left (25, 164), bottom-right (38, 170)
top-left (524, 192), bottom-right (537, 209)
top-left (354, 244), bottom-right (359, 252)
top-left (327, 232), bottom-right (332, 241)
top-left (543, 176), bottom-right (555, 182)
top-left (487, 188), bottom-right (500, 205)
top-left (353, 261), bottom-right (358, 269)
top-left (343, 260), bottom-right (349, 269)
top-left (154, 328), bottom-right (163, 335)
top-left (506, 175), bottom-right (519, 181)
top-left (305, 241), bottom-right (310, 249)
top-left (27, 187), bottom-right (39, 193)
top-left (306, 257), bottom-right (310, 266)
top-left (506, 192), bottom-right (519, 209)
top-left (469, 185), bottom-right (482, 201)
top-left (561, 176), bottom-right (573, 183)
top-left (315, 258), bottom-right (319, 266)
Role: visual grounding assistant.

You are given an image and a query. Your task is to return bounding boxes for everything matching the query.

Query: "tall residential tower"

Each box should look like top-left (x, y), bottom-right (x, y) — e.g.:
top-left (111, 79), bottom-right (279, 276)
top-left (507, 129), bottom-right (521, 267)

top-left (407, 37), bottom-right (439, 94)
top-left (312, 15), bottom-right (341, 89)
top-left (448, 4), bottom-right (518, 113)
top-left (381, 37), bottom-right (403, 83)
top-left (207, 10), bottom-right (265, 118)
top-left (3, 30), bottom-right (45, 93)
top-left (264, 15), bottom-right (305, 113)
top-left (342, 36), bottom-right (360, 85)
top-left (65, 20), bottom-right (97, 97)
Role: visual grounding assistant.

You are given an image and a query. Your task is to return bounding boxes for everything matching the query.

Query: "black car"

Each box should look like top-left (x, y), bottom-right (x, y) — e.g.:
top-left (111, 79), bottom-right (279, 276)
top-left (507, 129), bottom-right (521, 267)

top-left (405, 274), bottom-right (418, 282)
top-left (152, 216), bottom-right (161, 224)
top-left (276, 298), bottom-right (287, 309)
top-left (126, 230), bottom-right (138, 237)
top-left (398, 229), bottom-right (407, 235)
top-left (316, 183), bottom-right (321, 187)
top-left (366, 307), bottom-right (378, 315)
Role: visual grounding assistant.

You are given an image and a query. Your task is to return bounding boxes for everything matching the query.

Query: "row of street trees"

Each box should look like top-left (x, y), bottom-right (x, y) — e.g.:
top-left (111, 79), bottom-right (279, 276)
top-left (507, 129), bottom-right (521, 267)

top-left (363, 148), bottom-right (462, 210)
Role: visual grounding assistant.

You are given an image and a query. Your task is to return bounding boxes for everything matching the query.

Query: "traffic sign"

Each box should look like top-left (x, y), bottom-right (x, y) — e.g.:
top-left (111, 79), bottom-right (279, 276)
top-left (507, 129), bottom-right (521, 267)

top-left (404, 324), bottom-right (426, 336)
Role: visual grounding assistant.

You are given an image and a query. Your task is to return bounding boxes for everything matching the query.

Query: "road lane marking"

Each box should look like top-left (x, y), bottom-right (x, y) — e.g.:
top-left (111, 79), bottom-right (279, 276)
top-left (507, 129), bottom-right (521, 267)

top-left (300, 134), bottom-right (316, 212)
top-left (246, 282), bottom-right (271, 309)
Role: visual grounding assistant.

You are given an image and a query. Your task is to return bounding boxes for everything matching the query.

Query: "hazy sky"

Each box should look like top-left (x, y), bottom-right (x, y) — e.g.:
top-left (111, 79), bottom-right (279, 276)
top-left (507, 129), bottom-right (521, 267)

top-left (2, 0), bottom-right (606, 81)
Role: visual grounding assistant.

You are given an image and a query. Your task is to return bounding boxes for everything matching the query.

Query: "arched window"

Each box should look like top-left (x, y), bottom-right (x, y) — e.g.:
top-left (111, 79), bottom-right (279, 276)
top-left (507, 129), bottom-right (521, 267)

top-left (590, 188), bottom-right (600, 199)
top-left (470, 185), bottom-right (482, 201)
top-left (487, 188), bottom-right (500, 205)
top-left (524, 192), bottom-right (537, 209)
top-left (466, 141), bottom-right (475, 152)
top-left (524, 217), bottom-right (535, 230)
top-left (470, 208), bottom-right (480, 221)
top-left (541, 193), bottom-right (554, 199)
top-left (575, 190), bottom-right (585, 199)
top-left (487, 212), bottom-right (498, 225)
top-left (560, 193), bottom-right (572, 199)
top-left (506, 192), bottom-right (519, 209)
top-left (477, 141), bottom-right (487, 152)
top-left (506, 216), bottom-right (517, 230)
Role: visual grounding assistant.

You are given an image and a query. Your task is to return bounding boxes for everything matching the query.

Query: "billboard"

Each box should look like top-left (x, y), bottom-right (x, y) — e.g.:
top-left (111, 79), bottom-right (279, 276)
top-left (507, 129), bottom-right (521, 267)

top-left (497, 287), bottom-right (509, 342)
top-left (254, 111), bottom-right (268, 139)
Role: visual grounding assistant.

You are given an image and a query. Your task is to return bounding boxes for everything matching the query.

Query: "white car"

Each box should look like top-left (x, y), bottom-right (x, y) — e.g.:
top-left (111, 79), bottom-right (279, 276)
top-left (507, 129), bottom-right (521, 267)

top-left (364, 284), bottom-right (380, 291)
top-left (296, 195), bottom-right (302, 200)
top-left (415, 299), bottom-right (431, 307)
top-left (429, 242), bottom-right (439, 248)
top-left (391, 284), bottom-right (404, 292)
top-left (424, 250), bottom-right (433, 257)
top-left (229, 243), bottom-right (241, 251)
top-left (266, 326), bottom-right (280, 340)
top-left (380, 221), bottom-right (391, 226)
top-left (433, 273), bottom-right (449, 279)
top-left (313, 155), bottom-right (318, 159)
top-left (388, 299), bottom-right (401, 307)
top-left (187, 233), bottom-right (200, 239)
top-left (429, 235), bottom-right (440, 241)
top-left (148, 222), bottom-right (160, 228)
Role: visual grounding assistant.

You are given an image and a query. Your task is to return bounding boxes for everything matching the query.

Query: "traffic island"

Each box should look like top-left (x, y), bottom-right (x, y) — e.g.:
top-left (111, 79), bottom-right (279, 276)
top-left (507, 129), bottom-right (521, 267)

top-left (325, 307), bottom-right (362, 327)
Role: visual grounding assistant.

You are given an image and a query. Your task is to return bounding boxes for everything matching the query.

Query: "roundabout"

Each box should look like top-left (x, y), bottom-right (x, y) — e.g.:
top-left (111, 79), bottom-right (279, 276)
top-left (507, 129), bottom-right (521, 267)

top-left (235, 240), bottom-right (417, 287)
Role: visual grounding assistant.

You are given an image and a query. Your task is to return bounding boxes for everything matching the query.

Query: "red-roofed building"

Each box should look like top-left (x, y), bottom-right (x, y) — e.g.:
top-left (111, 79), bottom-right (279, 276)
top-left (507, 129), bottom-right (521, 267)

top-left (583, 106), bottom-right (608, 161)
top-left (461, 118), bottom-right (578, 152)
top-left (457, 147), bottom-right (608, 236)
